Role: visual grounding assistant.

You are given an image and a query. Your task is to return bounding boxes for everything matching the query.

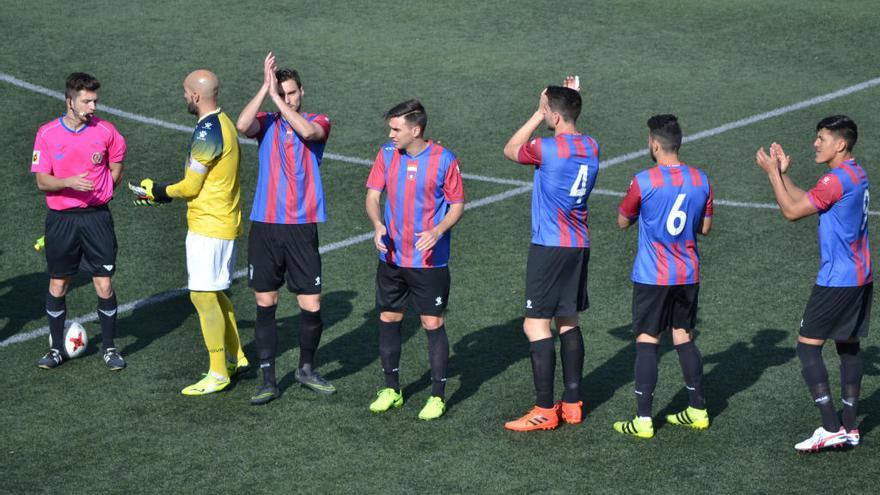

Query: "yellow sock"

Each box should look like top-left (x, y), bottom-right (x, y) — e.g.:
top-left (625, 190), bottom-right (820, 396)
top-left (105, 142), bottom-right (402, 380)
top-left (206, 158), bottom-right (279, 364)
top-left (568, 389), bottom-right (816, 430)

top-left (217, 291), bottom-right (246, 362)
top-left (190, 291), bottom-right (228, 378)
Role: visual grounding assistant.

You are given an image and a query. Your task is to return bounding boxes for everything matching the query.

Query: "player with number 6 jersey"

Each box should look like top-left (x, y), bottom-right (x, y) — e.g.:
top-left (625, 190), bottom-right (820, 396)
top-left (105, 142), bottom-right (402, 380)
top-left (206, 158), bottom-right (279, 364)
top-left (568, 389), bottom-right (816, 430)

top-left (502, 77), bottom-right (597, 431)
top-left (614, 115), bottom-right (713, 439)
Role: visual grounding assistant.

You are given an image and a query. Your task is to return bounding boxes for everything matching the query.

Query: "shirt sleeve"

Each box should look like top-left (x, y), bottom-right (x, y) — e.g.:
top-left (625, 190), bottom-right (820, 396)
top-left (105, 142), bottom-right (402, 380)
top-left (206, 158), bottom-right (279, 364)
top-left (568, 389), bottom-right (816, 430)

top-left (807, 173), bottom-right (844, 212)
top-left (618, 177), bottom-right (642, 219)
top-left (516, 138), bottom-right (542, 166)
top-left (704, 183), bottom-right (714, 218)
top-left (31, 131), bottom-right (52, 174)
top-left (190, 126), bottom-right (223, 167)
top-left (107, 125), bottom-right (127, 163)
top-left (366, 149), bottom-right (386, 191)
top-left (255, 112), bottom-right (274, 142)
top-left (443, 158), bottom-right (465, 203)
top-left (312, 114), bottom-right (332, 142)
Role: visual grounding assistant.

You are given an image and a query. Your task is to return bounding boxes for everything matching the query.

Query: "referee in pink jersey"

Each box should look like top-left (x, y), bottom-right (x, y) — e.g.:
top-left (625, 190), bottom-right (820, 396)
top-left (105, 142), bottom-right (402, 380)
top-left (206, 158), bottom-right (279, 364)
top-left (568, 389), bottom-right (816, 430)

top-left (31, 73), bottom-right (127, 371)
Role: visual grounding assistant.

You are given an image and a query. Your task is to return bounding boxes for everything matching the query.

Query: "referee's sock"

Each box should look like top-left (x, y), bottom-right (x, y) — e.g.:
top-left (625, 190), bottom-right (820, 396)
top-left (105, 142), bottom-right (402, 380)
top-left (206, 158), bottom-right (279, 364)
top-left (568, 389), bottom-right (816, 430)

top-left (298, 309), bottom-right (323, 373)
top-left (379, 320), bottom-right (402, 392)
top-left (559, 326), bottom-right (584, 403)
top-left (425, 325), bottom-right (449, 399)
top-left (46, 293), bottom-right (66, 352)
top-left (675, 340), bottom-right (706, 409)
top-left (97, 293), bottom-right (118, 350)
top-left (797, 342), bottom-right (841, 432)
top-left (255, 304), bottom-right (278, 386)
top-left (530, 337), bottom-right (555, 409)
top-left (837, 341), bottom-right (863, 431)
top-left (634, 342), bottom-right (659, 418)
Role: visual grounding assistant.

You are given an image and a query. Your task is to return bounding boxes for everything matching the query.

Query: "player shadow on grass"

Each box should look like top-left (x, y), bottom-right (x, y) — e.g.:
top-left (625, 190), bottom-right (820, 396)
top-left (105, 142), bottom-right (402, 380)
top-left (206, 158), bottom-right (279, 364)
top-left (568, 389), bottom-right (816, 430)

top-left (403, 318), bottom-right (529, 409)
top-left (852, 345), bottom-right (880, 438)
top-left (0, 272), bottom-right (90, 343)
top-left (233, 290), bottom-right (364, 391)
top-left (117, 289), bottom-right (195, 357)
top-left (655, 329), bottom-right (793, 427)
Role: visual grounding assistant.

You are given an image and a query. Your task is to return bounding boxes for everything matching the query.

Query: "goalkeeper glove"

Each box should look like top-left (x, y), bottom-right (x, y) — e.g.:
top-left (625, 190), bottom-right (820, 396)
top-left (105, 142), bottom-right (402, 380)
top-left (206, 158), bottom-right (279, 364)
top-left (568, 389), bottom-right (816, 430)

top-left (128, 179), bottom-right (171, 206)
top-left (34, 235), bottom-right (45, 252)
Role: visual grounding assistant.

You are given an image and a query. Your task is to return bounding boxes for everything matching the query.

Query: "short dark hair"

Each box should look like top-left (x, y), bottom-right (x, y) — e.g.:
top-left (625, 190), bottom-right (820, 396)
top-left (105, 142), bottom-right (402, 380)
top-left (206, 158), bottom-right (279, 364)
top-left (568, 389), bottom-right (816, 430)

top-left (545, 86), bottom-right (581, 123)
top-left (817, 115), bottom-right (857, 151)
top-left (65, 72), bottom-right (100, 100)
top-left (275, 68), bottom-right (302, 88)
top-left (384, 99), bottom-right (427, 133)
top-left (647, 114), bottom-right (682, 152)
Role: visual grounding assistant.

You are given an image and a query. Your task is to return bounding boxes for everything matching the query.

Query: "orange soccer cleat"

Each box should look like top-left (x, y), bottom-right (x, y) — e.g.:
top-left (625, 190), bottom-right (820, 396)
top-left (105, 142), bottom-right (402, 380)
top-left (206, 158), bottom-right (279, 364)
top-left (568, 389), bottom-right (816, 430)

top-left (558, 400), bottom-right (584, 424)
top-left (504, 405), bottom-right (560, 432)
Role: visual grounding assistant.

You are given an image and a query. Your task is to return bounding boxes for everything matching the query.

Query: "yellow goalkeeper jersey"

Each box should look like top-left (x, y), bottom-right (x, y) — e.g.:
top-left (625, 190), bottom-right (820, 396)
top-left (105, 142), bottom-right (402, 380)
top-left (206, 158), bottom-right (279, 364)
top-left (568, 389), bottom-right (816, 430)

top-left (184, 109), bottom-right (241, 239)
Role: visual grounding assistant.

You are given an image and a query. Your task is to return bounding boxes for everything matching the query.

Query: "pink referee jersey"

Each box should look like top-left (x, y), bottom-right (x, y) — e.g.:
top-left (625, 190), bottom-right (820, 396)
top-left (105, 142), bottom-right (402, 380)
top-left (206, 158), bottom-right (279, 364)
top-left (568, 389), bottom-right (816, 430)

top-left (31, 116), bottom-right (126, 210)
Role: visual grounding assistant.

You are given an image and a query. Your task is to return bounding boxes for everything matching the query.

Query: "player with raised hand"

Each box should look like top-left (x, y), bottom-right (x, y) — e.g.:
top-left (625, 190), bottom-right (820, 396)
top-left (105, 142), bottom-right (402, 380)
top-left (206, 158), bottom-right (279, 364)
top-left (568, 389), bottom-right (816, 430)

top-left (613, 115), bottom-right (713, 439)
top-left (365, 100), bottom-right (465, 420)
top-left (130, 69), bottom-right (248, 396)
top-left (235, 52), bottom-right (335, 405)
top-left (502, 75), bottom-right (597, 431)
top-left (755, 115), bottom-right (870, 452)
top-left (32, 72), bottom-right (127, 371)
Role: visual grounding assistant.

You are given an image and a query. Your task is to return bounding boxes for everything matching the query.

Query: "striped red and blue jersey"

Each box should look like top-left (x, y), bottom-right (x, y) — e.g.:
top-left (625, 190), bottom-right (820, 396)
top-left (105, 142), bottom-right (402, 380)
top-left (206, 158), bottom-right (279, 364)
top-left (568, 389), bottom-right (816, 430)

top-left (619, 164), bottom-right (713, 286)
top-left (250, 111), bottom-right (331, 224)
top-left (807, 159), bottom-right (872, 287)
top-left (366, 141), bottom-right (465, 268)
top-left (517, 133), bottom-right (600, 247)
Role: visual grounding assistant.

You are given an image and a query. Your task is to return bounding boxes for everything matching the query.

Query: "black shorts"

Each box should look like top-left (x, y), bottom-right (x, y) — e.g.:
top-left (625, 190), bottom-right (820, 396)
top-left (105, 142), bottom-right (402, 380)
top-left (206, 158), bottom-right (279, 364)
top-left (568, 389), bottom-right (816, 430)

top-left (247, 221), bottom-right (322, 294)
top-left (375, 261), bottom-right (450, 316)
top-left (45, 205), bottom-right (117, 278)
top-left (632, 282), bottom-right (699, 336)
top-left (524, 245), bottom-right (589, 318)
top-left (800, 283), bottom-right (872, 340)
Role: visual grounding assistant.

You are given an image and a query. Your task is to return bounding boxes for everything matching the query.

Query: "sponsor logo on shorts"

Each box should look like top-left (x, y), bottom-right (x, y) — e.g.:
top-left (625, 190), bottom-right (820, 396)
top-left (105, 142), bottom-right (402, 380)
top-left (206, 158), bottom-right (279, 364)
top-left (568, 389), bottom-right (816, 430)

top-left (435, 296), bottom-right (443, 306)
top-left (91, 151), bottom-right (103, 164)
top-left (249, 264), bottom-right (254, 280)
top-left (102, 264), bottom-right (114, 271)
top-left (315, 276), bottom-right (321, 286)
top-left (526, 299), bottom-right (533, 309)
top-left (800, 318), bottom-right (804, 328)
top-left (32, 150), bottom-right (40, 164)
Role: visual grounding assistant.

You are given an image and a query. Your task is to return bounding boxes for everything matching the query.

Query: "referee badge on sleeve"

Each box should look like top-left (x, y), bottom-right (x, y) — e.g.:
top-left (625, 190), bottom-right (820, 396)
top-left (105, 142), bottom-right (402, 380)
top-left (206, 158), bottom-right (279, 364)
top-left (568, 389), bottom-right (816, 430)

top-left (32, 150), bottom-right (40, 165)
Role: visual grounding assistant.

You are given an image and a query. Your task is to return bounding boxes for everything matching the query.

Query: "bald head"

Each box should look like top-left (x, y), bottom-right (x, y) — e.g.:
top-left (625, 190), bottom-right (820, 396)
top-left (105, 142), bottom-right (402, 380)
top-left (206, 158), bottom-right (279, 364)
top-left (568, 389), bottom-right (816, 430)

top-left (184, 69), bottom-right (219, 99)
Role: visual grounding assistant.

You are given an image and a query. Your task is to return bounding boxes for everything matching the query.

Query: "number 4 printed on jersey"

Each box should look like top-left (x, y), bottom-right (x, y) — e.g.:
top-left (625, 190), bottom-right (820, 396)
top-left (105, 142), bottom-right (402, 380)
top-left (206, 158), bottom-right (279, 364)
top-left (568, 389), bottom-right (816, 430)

top-left (569, 165), bottom-right (590, 204)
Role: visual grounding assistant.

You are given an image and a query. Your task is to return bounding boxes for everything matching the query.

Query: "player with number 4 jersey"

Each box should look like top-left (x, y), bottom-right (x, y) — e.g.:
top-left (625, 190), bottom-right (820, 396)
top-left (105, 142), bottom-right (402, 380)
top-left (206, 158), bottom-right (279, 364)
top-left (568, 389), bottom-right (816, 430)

top-left (502, 76), bottom-right (596, 432)
top-left (614, 115), bottom-right (713, 439)
top-left (755, 115), bottom-right (871, 452)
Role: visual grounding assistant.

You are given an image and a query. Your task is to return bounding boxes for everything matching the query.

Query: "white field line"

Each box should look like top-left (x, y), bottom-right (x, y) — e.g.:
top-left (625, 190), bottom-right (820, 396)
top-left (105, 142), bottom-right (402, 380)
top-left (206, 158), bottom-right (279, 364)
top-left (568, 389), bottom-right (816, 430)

top-left (3, 73), bottom-right (879, 347)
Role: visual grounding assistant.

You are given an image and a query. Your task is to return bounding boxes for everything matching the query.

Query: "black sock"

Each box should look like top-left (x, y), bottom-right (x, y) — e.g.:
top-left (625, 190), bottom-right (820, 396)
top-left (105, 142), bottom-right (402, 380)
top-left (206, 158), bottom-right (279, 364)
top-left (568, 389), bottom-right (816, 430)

top-left (46, 293), bottom-right (66, 354)
top-left (530, 337), bottom-right (555, 408)
top-left (298, 309), bottom-right (323, 372)
top-left (255, 304), bottom-right (278, 386)
top-left (634, 342), bottom-right (659, 417)
top-left (559, 326), bottom-right (584, 403)
top-left (675, 341), bottom-right (705, 409)
top-left (379, 320), bottom-right (402, 391)
top-left (797, 342), bottom-right (841, 432)
top-left (837, 341), bottom-right (863, 431)
top-left (97, 293), bottom-right (118, 350)
top-left (425, 325), bottom-right (449, 399)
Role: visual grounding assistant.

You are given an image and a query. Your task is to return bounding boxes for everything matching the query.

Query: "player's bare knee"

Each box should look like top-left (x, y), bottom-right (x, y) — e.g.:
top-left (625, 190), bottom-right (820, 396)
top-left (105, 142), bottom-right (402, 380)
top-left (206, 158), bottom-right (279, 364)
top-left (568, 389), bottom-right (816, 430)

top-left (421, 315), bottom-right (443, 330)
top-left (254, 291), bottom-right (279, 307)
top-left (92, 276), bottom-right (113, 298)
top-left (49, 278), bottom-right (70, 297)
top-left (297, 293), bottom-right (320, 313)
top-left (635, 332), bottom-right (660, 344)
top-left (671, 328), bottom-right (693, 345)
top-left (380, 311), bottom-right (404, 323)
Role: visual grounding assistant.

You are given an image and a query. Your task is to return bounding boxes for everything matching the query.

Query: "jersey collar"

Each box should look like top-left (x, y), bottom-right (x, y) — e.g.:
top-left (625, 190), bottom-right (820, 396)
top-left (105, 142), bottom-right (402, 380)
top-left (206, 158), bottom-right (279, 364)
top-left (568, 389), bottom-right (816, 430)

top-left (198, 107), bottom-right (221, 123)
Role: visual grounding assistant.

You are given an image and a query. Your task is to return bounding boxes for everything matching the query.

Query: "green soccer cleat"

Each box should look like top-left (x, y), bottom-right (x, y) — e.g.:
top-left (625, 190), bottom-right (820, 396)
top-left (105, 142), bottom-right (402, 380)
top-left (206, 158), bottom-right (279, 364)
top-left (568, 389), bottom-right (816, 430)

top-left (666, 407), bottom-right (710, 429)
top-left (250, 384), bottom-right (279, 406)
top-left (613, 416), bottom-right (655, 438)
top-left (369, 388), bottom-right (403, 413)
top-left (418, 396), bottom-right (446, 421)
top-left (181, 373), bottom-right (230, 396)
top-left (295, 367), bottom-right (336, 395)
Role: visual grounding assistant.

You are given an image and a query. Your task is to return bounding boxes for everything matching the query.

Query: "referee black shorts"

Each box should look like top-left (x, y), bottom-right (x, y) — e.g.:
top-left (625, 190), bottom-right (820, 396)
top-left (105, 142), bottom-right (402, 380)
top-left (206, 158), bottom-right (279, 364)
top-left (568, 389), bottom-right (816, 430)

top-left (44, 204), bottom-right (117, 278)
top-left (800, 283), bottom-right (872, 341)
top-left (247, 221), bottom-right (322, 294)
top-left (632, 282), bottom-right (699, 336)
top-left (524, 244), bottom-right (589, 319)
top-left (375, 261), bottom-right (450, 316)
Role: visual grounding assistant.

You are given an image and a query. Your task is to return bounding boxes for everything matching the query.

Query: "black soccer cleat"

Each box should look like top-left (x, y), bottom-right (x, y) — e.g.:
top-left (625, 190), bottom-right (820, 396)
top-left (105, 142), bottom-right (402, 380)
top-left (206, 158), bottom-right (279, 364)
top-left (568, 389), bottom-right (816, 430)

top-left (37, 349), bottom-right (64, 369)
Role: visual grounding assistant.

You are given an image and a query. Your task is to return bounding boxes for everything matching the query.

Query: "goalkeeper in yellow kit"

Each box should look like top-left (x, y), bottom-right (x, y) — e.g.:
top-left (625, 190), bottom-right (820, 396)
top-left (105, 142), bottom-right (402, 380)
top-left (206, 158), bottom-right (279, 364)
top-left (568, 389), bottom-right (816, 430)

top-left (130, 69), bottom-right (248, 395)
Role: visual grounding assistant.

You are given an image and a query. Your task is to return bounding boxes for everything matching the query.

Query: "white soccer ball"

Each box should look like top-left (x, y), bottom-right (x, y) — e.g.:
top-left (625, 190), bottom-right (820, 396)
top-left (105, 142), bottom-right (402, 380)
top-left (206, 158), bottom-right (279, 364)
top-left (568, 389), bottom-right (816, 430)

top-left (49, 321), bottom-right (89, 359)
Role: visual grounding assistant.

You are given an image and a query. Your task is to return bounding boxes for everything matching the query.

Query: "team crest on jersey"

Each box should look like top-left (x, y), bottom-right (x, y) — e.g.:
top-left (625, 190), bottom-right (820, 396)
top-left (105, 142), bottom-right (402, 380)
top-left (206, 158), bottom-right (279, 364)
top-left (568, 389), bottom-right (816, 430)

top-left (823, 176), bottom-right (831, 184)
top-left (203, 122), bottom-right (213, 129)
top-left (197, 130), bottom-right (207, 140)
top-left (32, 150), bottom-right (40, 165)
top-left (91, 152), bottom-right (103, 164)
top-left (407, 165), bottom-right (418, 181)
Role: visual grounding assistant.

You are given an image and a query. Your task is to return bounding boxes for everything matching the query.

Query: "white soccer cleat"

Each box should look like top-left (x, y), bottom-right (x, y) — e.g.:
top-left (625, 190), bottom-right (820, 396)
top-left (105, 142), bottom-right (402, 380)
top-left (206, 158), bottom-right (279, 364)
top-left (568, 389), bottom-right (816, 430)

top-left (794, 426), bottom-right (848, 452)
top-left (846, 429), bottom-right (860, 446)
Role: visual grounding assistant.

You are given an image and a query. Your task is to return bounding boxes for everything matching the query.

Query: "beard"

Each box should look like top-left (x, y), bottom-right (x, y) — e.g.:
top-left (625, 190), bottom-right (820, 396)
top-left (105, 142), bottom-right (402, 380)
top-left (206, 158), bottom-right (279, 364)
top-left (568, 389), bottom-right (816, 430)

top-left (186, 101), bottom-right (198, 115)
